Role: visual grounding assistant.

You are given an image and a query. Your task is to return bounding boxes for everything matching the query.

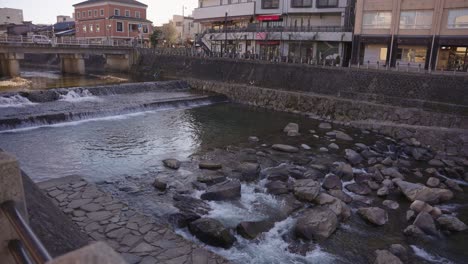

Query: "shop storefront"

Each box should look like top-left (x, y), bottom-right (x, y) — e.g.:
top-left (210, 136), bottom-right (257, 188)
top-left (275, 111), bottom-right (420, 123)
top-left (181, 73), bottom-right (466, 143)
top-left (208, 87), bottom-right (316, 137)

top-left (437, 46), bottom-right (468, 72)
top-left (259, 41), bottom-right (280, 59)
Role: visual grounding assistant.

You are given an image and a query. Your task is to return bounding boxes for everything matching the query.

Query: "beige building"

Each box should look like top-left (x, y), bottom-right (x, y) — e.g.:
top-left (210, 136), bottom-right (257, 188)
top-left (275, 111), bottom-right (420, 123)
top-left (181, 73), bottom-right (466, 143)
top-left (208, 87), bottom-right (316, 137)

top-left (170, 15), bottom-right (201, 45)
top-left (351, 0), bottom-right (468, 71)
top-left (57, 15), bottom-right (75, 23)
top-left (0, 8), bottom-right (23, 25)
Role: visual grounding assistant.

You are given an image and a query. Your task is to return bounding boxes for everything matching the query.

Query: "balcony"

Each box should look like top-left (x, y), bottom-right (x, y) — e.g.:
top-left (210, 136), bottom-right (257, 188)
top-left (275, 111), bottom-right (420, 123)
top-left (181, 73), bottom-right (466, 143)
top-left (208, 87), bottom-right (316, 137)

top-left (193, 2), bottom-right (255, 21)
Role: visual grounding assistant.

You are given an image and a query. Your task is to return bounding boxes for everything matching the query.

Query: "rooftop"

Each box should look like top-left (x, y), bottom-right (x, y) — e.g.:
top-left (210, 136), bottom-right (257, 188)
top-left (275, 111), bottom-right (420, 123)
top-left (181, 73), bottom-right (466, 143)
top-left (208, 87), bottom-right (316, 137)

top-left (73, 0), bottom-right (147, 7)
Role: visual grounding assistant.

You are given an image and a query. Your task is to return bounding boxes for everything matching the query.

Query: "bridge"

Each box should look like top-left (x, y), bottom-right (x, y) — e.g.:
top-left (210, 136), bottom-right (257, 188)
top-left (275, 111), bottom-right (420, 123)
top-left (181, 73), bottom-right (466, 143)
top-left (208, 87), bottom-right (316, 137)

top-left (0, 36), bottom-right (137, 77)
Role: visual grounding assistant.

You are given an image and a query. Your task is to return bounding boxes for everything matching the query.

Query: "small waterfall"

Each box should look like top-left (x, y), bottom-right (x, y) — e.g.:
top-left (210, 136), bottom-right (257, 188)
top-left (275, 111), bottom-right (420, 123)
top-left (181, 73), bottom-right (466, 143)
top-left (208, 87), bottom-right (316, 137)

top-left (59, 89), bottom-right (101, 102)
top-left (410, 245), bottom-right (454, 264)
top-left (0, 95), bottom-right (36, 108)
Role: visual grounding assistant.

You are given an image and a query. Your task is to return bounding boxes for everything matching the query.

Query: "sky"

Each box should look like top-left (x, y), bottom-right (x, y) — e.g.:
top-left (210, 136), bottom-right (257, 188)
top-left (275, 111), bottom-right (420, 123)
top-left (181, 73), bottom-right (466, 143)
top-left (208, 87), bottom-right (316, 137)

top-left (0, 0), bottom-right (198, 25)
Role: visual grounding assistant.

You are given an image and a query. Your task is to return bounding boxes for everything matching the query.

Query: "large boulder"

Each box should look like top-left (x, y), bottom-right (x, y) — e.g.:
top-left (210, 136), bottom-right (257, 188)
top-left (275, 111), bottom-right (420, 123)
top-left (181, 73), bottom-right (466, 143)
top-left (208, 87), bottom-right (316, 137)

top-left (335, 131), bottom-right (354, 141)
top-left (188, 218), bottom-right (236, 249)
top-left (374, 250), bottom-right (403, 264)
top-left (436, 215), bottom-right (467, 232)
top-left (199, 161), bottom-right (222, 170)
top-left (315, 193), bottom-right (351, 221)
top-left (236, 220), bottom-right (275, 239)
top-left (345, 149), bottom-right (363, 165)
top-left (413, 212), bottom-right (438, 236)
top-left (272, 144), bottom-right (299, 153)
top-left (197, 171), bottom-right (227, 185)
top-left (396, 181), bottom-right (453, 204)
top-left (163, 159), bottom-right (181, 170)
top-left (261, 165), bottom-right (290, 182)
top-left (295, 207), bottom-right (339, 240)
top-left (283, 123), bottom-right (299, 135)
top-left (381, 167), bottom-right (404, 179)
top-left (358, 207), bottom-right (388, 226)
top-left (201, 180), bottom-right (241, 201)
top-left (171, 195), bottom-right (211, 228)
top-left (293, 179), bottom-right (321, 202)
top-left (328, 189), bottom-right (353, 204)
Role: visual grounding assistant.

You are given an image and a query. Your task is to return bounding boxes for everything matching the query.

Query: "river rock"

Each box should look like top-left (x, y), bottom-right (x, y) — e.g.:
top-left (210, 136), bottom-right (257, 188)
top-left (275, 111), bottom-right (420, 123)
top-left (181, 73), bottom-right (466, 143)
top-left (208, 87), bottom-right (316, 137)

top-left (322, 174), bottom-right (342, 190)
top-left (389, 244), bottom-right (408, 261)
top-left (358, 207), bottom-right (388, 226)
top-left (374, 250), bottom-right (403, 264)
top-left (383, 200), bottom-right (399, 210)
top-left (436, 215), bottom-right (467, 232)
top-left (345, 183), bottom-right (371, 195)
top-left (237, 162), bottom-right (260, 182)
top-left (272, 144), bottom-right (299, 153)
top-left (444, 179), bottom-right (463, 192)
top-left (411, 147), bottom-right (432, 161)
top-left (413, 212), bottom-right (438, 236)
top-left (248, 136), bottom-right (259, 142)
top-left (345, 149), bottom-right (363, 165)
top-left (199, 161), bottom-right (223, 170)
top-left (428, 159), bottom-right (444, 167)
top-left (328, 143), bottom-right (340, 150)
top-left (335, 131), bottom-right (354, 141)
top-left (301, 144), bottom-right (311, 150)
top-left (197, 171), bottom-right (227, 185)
top-left (331, 162), bottom-right (354, 181)
top-left (152, 179), bottom-right (167, 191)
top-left (236, 221), bottom-right (275, 239)
top-left (162, 159), bottom-right (181, 170)
top-left (293, 179), bottom-right (321, 202)
top-left (328, 189), bottom-right (353, 203)
top-left (172, 195), bottom-right (210, 227)
top-left (403, 225), bottom-right (425, 236)
top-left (284, 123), bottom-right (299, 134)
top-left (377, 186), bottom-right (389, 197)
top-left (396, 181), bottom-right (454, 204)
top-left (295, 207), bottom-right (339, 240)
top-left (409, 200), bottom-right (433, 214)
top-left (201, 180), bottom-right (241, 201)
top-left (315, 193), bottom-right (351, 221)
top-left (265, 181), bottom-right (289, 195)
top-left (381, 167), bottom-right (404, 179)
top-left (319, 123), bottom-right (332, 130)
top-left (426, 177), bottom-right (440, 187)
top-left (188, 218), bottom-right (236, 249)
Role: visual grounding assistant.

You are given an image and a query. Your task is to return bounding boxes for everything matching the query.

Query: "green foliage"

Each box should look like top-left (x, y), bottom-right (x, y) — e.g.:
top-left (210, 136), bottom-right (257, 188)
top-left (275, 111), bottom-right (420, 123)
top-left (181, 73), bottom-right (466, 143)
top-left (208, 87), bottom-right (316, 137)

top-left (150, 28), bottom-right (162, 47)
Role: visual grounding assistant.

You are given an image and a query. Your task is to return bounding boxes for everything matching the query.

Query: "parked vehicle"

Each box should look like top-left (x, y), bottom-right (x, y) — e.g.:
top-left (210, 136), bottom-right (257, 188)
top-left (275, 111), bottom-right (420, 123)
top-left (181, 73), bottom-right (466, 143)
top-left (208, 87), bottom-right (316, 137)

top-left (32, 35), bottom-right (51, 45)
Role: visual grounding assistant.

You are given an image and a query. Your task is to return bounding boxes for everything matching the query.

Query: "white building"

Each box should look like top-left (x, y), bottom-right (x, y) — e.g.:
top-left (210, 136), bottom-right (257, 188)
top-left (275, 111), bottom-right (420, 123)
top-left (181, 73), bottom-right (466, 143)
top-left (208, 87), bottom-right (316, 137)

top-left (170, 15), bottom-right (202, 46)
top-left (0, 8), bottom-right (24, 25)
top-left (193, 0), bottom-right (355, 64)
top-left (57, 15), bottom-right (75, 23)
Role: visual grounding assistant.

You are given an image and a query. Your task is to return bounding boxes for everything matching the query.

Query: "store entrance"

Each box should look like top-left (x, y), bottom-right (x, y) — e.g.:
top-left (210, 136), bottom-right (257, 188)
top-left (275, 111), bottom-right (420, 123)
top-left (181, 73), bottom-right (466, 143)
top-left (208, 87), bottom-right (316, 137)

top-left (437, 46), bottom-right (468, 72)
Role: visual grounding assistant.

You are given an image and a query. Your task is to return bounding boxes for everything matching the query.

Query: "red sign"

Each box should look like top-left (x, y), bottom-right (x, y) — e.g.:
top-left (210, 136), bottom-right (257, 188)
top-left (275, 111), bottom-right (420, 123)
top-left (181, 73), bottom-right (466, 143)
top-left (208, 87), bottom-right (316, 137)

top-left (256, 15), bottom-right (281, 21)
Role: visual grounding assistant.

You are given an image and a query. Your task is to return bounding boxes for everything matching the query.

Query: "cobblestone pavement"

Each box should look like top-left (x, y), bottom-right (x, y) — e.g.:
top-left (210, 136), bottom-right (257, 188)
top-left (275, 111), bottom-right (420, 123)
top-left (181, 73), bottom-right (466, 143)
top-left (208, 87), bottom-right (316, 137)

top-left (38, 176), bottom-right (230, 264)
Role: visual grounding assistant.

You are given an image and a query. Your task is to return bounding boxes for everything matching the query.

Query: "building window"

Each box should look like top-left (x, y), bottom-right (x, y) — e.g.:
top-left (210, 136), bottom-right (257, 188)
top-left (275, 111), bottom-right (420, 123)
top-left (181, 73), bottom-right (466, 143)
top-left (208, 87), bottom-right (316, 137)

top-left (363, 12), bottom-right (392, 29)
top-left (397, 46), bottom-right (427, 64)
top-left (116, 21), bottom-right (123, 32)
top-left (125, 10), bottom-right (130, 17)
top-left (96, 24), bottom-right (100, 32)
top-left (76, 12), bottom-right (81, 19)
top-left (176, 21), bottom-right (183, 27)
top-left (82, 11), bottom-right (86, 18)
top-left (88, 10), bottom-right (92, 17)
top-left (143, 25), bottom-right (148, 33)
top-left (316, 0), bottom-right (338, 8)
top-left (291, 0), bottom-right (312, 8)
top-left (114, 9), bottom-right (120, 16)
top-left (400, 10), bottom-right (433, 29)
top-left (262, 0), bottom-right (279, 9)
top-left (94, 10), bottom-right (98, 17)
top-left (447, 9), bottom-right (468, 29)
top-left (82, 25), bottom-right (87, 33)
top-left (135, 11), bottom-right (141, 18)
top-left (89, 24), bottom-right (93, 32)
top-left (100, 9), bottom-right (104, 16)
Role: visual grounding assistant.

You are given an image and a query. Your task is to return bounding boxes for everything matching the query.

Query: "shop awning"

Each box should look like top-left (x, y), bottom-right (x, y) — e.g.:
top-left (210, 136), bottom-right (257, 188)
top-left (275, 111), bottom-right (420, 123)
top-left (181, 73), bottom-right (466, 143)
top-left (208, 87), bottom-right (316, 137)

top-left (256, 15), bottom-right (282, 21)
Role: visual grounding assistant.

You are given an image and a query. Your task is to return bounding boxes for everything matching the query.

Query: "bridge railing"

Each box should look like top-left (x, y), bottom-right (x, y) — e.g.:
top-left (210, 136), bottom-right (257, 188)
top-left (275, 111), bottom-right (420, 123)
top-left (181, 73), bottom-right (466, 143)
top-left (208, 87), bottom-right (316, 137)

top-left (0, 35), bottom-right (136, 48)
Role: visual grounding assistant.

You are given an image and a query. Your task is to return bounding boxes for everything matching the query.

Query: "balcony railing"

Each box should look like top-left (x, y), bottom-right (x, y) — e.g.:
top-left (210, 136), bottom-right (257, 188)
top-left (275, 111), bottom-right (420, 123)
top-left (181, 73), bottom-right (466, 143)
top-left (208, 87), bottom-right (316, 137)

top-left (205, 25), bottom-right (352, 34)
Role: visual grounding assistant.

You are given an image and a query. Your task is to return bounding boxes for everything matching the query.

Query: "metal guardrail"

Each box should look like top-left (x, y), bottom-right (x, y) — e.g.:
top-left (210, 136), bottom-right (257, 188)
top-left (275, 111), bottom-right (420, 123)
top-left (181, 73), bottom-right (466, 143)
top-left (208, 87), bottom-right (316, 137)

top-left (148, 48), bottom-right (468, 76)
top-left (1, 200), bottom-right (52, 264)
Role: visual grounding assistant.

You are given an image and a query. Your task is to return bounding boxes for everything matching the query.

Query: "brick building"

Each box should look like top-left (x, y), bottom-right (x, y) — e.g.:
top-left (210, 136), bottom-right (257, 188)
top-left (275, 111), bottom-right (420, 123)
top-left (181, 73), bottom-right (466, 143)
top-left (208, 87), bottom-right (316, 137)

top-left (73, 0), bottom-right (153, 45)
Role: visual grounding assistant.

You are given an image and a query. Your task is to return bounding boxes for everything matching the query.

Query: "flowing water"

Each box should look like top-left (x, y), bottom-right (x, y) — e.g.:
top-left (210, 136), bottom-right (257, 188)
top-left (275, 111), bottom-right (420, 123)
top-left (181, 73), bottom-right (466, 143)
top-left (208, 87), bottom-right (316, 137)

top-left (0, 86), bottom-right (467, 264)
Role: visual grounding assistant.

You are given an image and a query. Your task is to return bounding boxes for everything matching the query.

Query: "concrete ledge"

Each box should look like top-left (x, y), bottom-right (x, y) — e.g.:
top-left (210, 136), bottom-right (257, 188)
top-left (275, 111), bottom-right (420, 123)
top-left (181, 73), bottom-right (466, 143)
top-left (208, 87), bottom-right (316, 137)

top-left (45, 242), bottom-right (126, 264)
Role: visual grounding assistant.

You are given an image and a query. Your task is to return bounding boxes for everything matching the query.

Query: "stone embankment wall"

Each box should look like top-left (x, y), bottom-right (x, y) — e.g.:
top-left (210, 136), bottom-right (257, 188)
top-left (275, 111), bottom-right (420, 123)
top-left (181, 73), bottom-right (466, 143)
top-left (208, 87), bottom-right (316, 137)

top-left (136, 54), bottom-right (468, 156)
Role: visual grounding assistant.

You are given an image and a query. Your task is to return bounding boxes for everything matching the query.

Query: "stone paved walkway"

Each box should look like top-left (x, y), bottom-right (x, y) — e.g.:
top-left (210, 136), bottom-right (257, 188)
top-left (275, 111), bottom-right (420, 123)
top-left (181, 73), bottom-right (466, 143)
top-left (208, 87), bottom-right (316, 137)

top-left (38, 176), bottom-right (229, 264)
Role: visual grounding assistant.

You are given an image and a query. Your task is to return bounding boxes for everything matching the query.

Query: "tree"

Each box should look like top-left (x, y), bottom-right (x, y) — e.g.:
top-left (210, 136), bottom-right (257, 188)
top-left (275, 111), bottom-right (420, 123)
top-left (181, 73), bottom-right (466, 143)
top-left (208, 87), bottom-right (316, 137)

top-left (161, 23), bottom-right (177, 46)
top-left (150, 28), bottom-right (162, 48)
